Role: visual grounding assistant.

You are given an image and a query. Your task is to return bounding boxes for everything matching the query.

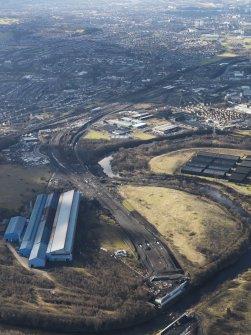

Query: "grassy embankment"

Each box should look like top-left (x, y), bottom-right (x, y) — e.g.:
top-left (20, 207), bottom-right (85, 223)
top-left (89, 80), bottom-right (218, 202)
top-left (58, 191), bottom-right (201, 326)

top-left (120, 185), bottom-right (242, 276)
top-left (197, 269), bottom-right (251, 335)
top-left (149, 147), bottom-right (251, 196)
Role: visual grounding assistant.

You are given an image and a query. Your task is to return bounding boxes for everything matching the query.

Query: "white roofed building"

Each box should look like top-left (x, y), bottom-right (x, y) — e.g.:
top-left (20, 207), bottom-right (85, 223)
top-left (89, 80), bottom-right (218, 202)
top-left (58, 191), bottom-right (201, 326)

top-left (46, 190), bottom-right (80, 262)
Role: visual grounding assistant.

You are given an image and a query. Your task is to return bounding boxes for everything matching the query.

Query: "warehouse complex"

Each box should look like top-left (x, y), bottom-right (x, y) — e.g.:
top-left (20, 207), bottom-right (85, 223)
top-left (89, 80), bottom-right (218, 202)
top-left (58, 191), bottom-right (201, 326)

top-left (4, 190), bottom-right (80, 268)
top-left (181, 152), bottom-right (251, 184)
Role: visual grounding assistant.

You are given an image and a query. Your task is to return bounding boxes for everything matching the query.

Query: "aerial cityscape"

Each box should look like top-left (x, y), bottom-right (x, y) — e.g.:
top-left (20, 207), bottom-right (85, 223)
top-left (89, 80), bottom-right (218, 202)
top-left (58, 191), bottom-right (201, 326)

top-left (0, 0), bottom-right (250, 334)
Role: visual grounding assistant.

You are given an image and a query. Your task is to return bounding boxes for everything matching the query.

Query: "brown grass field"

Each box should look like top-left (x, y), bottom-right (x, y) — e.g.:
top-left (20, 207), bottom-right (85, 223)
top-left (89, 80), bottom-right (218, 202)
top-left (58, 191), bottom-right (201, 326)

top-left (197, 269), bottom-right (251, 335)
top-left (120, 185), bottom-right (241, 272)
top-left (0, 164), bottom-right (52, 219)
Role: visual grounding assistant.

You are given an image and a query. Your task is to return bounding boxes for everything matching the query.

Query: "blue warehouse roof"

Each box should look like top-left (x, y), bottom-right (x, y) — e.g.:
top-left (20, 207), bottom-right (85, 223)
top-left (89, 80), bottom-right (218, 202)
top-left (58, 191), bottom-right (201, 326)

top-left (19, 194), bottom-right (47, 256)
top-left (4, 216), bottom-right (26, 243)
top-left (28, 193), bottom-right (59, 268)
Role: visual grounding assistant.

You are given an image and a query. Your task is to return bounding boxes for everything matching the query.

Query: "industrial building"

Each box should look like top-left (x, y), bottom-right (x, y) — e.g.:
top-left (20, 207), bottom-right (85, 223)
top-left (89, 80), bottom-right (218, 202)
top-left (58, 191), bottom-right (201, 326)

top-left (4, 216), bottom-right (26, 243)
top-left (227, 157), bottom-right (251, 183)
top-left (228, 173), bottom-right (247, 183)
top-left (181, 151), bottom-right (251, 184)
top-left (5, 189), bottom-right (80, 267)
top-left (46, 190), bottom-right (80, 262)
top-left (29, 193), bottom-right (59, 268)
top-left (19, 194), bottom-right (47, 257)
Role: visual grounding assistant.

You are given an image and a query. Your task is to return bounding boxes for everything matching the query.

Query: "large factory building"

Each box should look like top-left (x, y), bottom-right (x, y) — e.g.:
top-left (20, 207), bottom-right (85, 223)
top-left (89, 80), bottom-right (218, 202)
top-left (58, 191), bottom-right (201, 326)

top-left (46, 190), bottom-right (80, 262)
top-left (19, 194), bottom-right (47, 257)
top-left (29, 193), bottom-right (60, 268)
top-left (5, 189), bottom-right (80, 268)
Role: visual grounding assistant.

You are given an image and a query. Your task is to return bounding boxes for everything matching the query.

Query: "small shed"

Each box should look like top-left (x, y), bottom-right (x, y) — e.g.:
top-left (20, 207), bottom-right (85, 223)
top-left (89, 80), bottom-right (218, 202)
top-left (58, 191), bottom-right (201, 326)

top-left (4, 216), bottom-right (26, 243)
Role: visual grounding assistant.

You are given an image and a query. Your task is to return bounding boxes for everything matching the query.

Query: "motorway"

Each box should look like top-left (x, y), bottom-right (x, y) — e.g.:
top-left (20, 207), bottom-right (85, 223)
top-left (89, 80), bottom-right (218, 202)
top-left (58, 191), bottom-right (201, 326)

top-left (46, 104), bottom-right (183, 278)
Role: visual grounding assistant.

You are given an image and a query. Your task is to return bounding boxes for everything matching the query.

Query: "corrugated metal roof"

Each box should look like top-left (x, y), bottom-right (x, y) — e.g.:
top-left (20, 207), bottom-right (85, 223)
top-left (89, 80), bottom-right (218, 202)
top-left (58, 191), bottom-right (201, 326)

top-left (50, 190), bottom-right (75, 253)
top-left (47, 190), bottom-right (80, 256)
top-left (34, 193), bottom-right (59, 245)
top-left (65, 191), bottom-right (80, 253)
top-left (29, 193), bottom-right (60, 267)
top-left (5, 216), bottom-right (26, 236)
top-left (4, 216), bottom-right (26, 242)
top-left (19, 194), bottom-right (47, 254)
top-left (29, 242), bottom-right (47, 267)
top-left (47, 193), bottom-right (63, 254)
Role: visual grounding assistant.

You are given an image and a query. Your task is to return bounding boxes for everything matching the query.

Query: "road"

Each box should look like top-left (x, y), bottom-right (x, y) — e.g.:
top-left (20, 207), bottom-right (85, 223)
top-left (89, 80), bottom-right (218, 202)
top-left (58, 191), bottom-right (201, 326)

top-left (46, 105), bottom-right (183, 277)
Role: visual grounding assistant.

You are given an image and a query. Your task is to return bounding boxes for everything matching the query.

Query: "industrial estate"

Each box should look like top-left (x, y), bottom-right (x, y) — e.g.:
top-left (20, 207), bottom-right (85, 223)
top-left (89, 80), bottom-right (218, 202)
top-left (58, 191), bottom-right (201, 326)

top-left (0, 1), bottom-right (251, 335)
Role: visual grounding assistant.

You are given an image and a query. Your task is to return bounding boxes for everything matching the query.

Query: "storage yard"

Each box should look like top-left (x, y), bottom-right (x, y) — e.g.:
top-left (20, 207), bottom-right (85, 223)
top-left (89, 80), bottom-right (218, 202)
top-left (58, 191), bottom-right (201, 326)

top-left (181, 152), bottom-right (251, 184)
top-left (4, 189), bottom-right (80, 268)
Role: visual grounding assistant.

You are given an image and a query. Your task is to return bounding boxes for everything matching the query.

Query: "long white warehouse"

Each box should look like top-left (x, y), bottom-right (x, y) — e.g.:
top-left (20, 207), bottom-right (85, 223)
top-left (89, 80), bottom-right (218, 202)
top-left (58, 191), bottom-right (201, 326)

top-left (46, 190), bottom-right (80, 262)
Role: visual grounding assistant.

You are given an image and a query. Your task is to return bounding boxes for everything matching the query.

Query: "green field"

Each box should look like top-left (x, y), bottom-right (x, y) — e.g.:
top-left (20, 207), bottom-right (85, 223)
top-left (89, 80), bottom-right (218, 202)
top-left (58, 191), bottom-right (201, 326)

top-left (120, 185), bottom-right (241, 272)
top-left (133, 132), bottom-right (155, 140)
top-left (83, 130), bottom-right (111, 140)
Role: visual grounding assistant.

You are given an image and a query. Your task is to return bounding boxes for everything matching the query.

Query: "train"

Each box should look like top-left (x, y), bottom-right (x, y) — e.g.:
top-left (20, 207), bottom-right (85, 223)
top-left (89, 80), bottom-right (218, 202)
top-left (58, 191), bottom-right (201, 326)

top-left (155, 280), bottom-right (188, 308)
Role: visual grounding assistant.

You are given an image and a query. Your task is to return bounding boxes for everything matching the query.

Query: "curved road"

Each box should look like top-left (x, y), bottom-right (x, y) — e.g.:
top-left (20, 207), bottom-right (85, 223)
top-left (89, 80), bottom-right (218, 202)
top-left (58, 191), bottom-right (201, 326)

top-left (47, 107), bottom-right (183, 278)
